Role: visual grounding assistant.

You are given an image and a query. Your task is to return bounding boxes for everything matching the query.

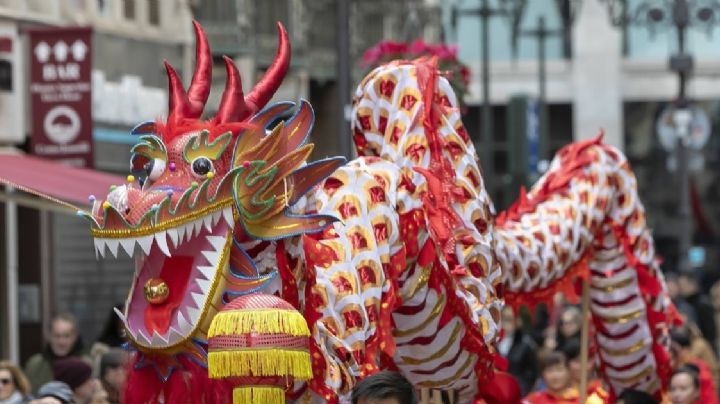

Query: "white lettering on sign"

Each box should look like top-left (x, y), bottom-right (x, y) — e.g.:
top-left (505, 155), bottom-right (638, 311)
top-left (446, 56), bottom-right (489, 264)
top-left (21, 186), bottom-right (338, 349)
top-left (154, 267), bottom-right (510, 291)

top-left (42, 63), bottom-right (80, 81)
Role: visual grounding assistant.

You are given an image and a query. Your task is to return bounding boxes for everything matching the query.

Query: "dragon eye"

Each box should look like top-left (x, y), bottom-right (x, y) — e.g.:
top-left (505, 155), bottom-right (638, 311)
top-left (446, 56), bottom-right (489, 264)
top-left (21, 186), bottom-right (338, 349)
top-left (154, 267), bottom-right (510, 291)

top-left (191, 157), bottom-right (214, 178)
top-left (144, 159), bottom-right (166, 181)
top-left (130, 155), bottom-right (166, 183)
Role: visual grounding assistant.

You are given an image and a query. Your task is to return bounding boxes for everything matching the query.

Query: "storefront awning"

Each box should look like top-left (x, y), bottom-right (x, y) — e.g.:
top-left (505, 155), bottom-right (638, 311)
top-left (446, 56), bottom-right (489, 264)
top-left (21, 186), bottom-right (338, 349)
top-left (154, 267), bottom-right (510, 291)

top-left (0, 153), bottom-right (124, 210)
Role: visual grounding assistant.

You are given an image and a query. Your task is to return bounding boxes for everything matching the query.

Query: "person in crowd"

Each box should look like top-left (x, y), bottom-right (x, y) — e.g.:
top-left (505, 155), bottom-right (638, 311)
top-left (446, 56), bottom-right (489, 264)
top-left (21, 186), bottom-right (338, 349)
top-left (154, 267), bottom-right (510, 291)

top-left (98, 349), bottom-right (128, 404)
top-left (683, 320), bottom-right (720, 389)
top-left (28, 382), bottom-right (73, 404)
top-left (545, 305), bottom-right (582, 352)
top-left (709, 280), bottom-right (720, 355)
top-left (670, 365), bottom-right (702, 404)
top-left (90, 305), bottom-right (127, 367)
top-left (679, 270), bottom-right (717, 348)
top-left (498, 306), bottom-right (539, 395)
top-left (24, 313), bottom-right (88, 394)
top-left (52, 358), bottom-right (108, 404)
top-left (0, 361), bottom-right (31, 404)
top-left (350, 371), bottom-right (417, 404)
top-left (522, 351), bottom-right (577, 404)
top-left (558, 338), bottom-right (607, 402)
top-left (616, 388), bottom-right (657, 404)
top-left (671, 330), bottom-right (718, 403)
top-left (666, 271), bottom-right (699, 325)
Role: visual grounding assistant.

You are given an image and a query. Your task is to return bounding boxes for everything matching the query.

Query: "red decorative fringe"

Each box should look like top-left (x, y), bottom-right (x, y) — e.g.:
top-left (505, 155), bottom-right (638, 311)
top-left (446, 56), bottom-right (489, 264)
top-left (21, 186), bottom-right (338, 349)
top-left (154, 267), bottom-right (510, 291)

top-left (123, 354), bottom-right (234, 404)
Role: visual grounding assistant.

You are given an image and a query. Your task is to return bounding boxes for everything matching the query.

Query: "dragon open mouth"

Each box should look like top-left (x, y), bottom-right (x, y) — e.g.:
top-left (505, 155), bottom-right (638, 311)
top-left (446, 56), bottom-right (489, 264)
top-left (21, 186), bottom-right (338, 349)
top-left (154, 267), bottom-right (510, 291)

top-left (93, 206), bottom-right (234, 349)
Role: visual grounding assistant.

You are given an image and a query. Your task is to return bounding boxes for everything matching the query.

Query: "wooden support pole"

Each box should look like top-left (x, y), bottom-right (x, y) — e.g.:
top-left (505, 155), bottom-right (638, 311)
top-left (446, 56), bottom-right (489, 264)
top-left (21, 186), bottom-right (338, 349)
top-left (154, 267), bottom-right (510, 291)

top-left (578, 280), bottom-right (591, 403)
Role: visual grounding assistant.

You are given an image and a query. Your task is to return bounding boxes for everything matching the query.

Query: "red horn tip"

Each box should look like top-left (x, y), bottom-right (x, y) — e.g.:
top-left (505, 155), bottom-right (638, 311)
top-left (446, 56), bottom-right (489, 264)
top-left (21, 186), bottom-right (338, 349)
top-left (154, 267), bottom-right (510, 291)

top-left (244, 21), bottom-right (291, 114)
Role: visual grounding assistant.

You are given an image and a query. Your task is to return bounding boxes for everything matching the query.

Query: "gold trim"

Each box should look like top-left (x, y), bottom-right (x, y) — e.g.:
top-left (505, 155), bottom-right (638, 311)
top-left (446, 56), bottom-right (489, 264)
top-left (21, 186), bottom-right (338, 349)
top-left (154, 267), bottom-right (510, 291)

top-left (609, 365), bottom-right (653, 384)
top-left (601, 338), bottom-right (645, 356)
top-left (393, 294), bottom-right (445, 338)
top-left (417, 355), bottom-right (474, 388)
top-left (400, 322), bottom-right (462, 365)
top-left (590, 277), bottom-right (634, 292)
top-left (91, 198), bottom-right (234, 238)
top-left (125, 229), bottom-right (232, 353)
top-left (597, 309), bottom-right (643, 325)
top-left (402, 266), bottom-right (431, 301)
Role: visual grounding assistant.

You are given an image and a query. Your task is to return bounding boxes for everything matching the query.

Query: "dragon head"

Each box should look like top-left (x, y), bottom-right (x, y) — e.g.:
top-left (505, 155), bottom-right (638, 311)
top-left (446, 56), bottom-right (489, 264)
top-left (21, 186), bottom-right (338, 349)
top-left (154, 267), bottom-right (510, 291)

top-left (79, 22), bottom-right (343, 359)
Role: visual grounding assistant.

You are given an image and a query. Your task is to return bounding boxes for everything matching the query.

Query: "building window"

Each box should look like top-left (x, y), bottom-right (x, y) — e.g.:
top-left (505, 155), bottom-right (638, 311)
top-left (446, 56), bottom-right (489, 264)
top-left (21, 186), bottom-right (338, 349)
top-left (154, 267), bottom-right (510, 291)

top-left (148, 0), bottom-right (159, 26)
top-left (123, 0), bottom-right (135, 20)
top-left (256, 0), bottom-right (289, 36)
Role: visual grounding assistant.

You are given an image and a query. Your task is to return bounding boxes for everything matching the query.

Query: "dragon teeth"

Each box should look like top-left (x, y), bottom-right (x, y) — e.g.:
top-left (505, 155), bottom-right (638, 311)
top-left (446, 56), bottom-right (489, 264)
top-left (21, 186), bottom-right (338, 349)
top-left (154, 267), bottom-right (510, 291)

top-left (137, 235), bottom-right (154, 255)
top-left (202, 215), bottom-right (213, 232)
top-left (151, 331), bottom-right (169, 345)
top-left (191, 292), bottom-right (205, 308)
top-left (106, 239), bottom-right (120, 258)
top-left (206, 235), bottom-right (226, 252)
top-left (201, 249), bottom-right (220, 266)
top-left (222, 208), bottom-right (234, 228)
top-left (155, 231), bottom-right (171, 257)
top-left (211, 211), bottom-right (222, 226)
top-left (113, 307), bottom-right (127, 324)
top-left (197, 265), bottom-right (215, 280)
top-left (187, 307), bottom-right (201, 323)
top-left (119, 238), bottom-right (136, 257)
top-left (167, 228), bottom-right (179, 249)
top-left (176, 311), bottom-right (192, 333)
top-left (136, 330), bottom-right (152, 345)
top-left (196, 278), bottom-right (212, 294)
top-left (94, 238), bottom-right (106, 258)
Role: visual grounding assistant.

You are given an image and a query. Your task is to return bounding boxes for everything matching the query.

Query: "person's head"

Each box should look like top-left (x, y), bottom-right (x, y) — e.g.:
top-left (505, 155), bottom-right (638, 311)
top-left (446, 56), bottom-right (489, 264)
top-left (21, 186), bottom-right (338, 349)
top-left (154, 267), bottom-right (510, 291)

top-left (559, 306), bottom-right (582, 338)
top-left (35, 381), bottom-right (74, 404)
top-left (671, 328), bottom-right (692, 367)
top-left (0, 360), bottom-right (31, 400)
top-left (100, 349), bottom-right (129, 390)
top-left (678, 271), bottom-right (701, 297)
top-left (539, 351), bottom-right (570, 394)
top-left (711, 281), bottom-right (720, 309)
top-left (617, 388), bottom-right (658, 404)
top-left (52, 357), bottom-right (100, 404)
top-left (48, 313), bottom-right (79, 357)
top-left (501, 306), bottom-right (518, 335)
top-left (559, 338), bottom-right (583, 385)
top-left (351, 371), bottom-right (417, 404)
top-left (669, 365), bottom-right (700, 404)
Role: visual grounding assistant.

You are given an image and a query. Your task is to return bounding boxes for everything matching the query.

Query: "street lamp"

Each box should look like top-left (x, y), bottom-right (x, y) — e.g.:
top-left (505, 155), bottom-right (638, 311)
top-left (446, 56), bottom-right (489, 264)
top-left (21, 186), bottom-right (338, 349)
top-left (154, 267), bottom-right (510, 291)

top-left (600, 0), bottom-right (720, 272)
top-left (510, 0), bottom-right (582, 164)
top-left (451, 0), bottom-right (525, 193)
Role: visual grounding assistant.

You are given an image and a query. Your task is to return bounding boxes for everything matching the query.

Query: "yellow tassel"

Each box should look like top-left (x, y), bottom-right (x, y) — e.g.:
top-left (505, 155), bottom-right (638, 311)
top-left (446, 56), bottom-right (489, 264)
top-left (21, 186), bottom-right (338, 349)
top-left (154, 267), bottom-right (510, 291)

top-left (208, 349), bottom-right (313, 380)
top-left (233, 386), bottom-right (285, 404)
top-left (208, 308), bottom-right (310, 338)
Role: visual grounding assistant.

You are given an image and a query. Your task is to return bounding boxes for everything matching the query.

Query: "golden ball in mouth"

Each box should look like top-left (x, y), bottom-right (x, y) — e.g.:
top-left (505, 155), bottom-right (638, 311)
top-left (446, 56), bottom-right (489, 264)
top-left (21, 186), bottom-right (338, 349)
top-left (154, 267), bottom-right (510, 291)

top-left (144, 278), bottom-right (169, 304)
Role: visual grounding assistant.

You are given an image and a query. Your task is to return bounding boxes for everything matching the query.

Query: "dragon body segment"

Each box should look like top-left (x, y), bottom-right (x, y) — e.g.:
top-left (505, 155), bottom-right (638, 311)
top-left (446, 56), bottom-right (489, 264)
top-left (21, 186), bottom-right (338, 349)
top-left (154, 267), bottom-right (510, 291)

top-left (82, 22), bottom-right (674, 402)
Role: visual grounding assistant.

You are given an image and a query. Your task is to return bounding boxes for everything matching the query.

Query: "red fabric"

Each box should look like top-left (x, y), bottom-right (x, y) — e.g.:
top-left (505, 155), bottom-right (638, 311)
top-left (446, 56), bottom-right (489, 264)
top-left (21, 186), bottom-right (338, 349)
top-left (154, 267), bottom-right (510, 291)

top-left (0, 153), bottom-right (124, 207)
top-left (688, 359), bottom-right (719, 404)
top-left (124, 354), bottom-right (234, 404)
top-left (476, 371), bottom-right (521, 404)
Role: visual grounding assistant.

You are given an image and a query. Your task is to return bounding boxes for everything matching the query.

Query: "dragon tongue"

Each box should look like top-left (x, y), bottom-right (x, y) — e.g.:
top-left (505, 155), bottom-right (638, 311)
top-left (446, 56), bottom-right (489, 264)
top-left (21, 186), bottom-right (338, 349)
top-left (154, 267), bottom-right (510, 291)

top-left (143, 256), bottom-right (194, 336)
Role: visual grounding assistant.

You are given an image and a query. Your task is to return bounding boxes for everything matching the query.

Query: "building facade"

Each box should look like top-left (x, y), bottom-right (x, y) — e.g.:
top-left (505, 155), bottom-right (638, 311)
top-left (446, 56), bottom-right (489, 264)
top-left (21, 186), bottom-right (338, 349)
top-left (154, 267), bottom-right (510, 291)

top-left (446, 0), bottom-right (720, 272)
top-left (0, 0), bottom-right (194, 364)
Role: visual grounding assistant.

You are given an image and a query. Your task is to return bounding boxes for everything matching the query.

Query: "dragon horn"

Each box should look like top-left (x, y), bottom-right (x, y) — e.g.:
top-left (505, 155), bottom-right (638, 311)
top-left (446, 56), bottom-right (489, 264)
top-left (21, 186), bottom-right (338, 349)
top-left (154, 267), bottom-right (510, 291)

top-left (244, 22), bottom-right (291, 115)
top-left (166, 20), bottom-right (212, 123)
top-left (215, 56), bottom-right (250, 123)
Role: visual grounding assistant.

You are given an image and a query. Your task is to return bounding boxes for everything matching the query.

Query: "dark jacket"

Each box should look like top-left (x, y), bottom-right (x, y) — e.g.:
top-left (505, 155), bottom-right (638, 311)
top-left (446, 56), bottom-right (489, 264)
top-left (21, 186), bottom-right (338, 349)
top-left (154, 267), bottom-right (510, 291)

top-left (686, 292), bottom-right (717, 350)
top-left (24, 338), bottom-right (87, 395)
top-left (503, 330), bottom-right (539, 396)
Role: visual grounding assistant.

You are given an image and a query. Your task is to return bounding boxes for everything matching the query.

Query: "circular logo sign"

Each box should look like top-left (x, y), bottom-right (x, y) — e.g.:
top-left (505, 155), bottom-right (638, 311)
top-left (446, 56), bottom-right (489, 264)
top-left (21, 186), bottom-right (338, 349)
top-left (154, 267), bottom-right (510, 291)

top-left (43, 105), bottom-right (81, 145)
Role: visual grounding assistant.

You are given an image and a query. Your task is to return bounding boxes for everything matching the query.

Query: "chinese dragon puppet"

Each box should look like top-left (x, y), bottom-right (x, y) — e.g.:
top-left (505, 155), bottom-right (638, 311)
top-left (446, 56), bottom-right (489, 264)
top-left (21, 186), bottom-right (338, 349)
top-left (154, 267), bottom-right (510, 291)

top-left (78, 22), bottom-right (675, 402)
